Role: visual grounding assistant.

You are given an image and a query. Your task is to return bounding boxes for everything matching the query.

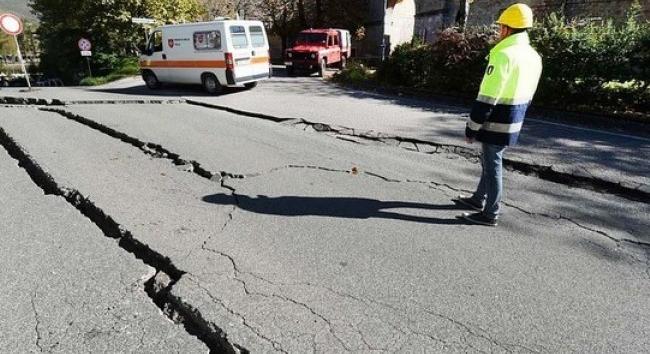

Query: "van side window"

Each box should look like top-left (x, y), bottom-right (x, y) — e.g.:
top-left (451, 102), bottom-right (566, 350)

top-left (194, 31), bottom-right (221, 50)
top-left (230, 26), bottom-right (249, 49)
top-left (148, 31), bottom-right (163, 52)
top-left (328, 36), bottom-right (334, 46)
top-left (249, 26), bottom-right (266, 48)
top-left (333, 35), bottom-right (339, 46)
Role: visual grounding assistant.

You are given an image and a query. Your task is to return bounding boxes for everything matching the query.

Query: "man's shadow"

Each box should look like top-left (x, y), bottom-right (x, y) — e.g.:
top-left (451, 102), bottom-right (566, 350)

top-left (202, 194), bottom-right (472, 225)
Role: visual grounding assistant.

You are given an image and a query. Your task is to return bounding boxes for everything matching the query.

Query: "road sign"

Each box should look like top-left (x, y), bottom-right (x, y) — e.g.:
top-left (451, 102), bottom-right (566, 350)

top-left (132, 17), bottom-right (156, 24)
top-left (78, 38), bottom-right (92, 51)
top-left (0, 13), bottom-right (23, 35)
top-left (0, 13), bottom-right (30, 90)
top-left (80, 51), bottom-right (92, 57)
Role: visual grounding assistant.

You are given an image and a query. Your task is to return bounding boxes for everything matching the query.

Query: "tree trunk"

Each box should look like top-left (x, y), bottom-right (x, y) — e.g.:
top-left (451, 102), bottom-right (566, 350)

top-left (456, 0), bottom-right (470, 30)
top-left (297, 0), bottom-right (308, 28)
top-left (315, 0), bottom-right (323, 28)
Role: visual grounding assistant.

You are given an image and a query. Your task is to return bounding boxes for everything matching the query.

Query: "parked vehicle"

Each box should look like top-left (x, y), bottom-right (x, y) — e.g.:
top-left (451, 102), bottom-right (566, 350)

top-left (284, 28), bottom-right (351, 77)
top-left (139, 19), bottom-right (271, 94)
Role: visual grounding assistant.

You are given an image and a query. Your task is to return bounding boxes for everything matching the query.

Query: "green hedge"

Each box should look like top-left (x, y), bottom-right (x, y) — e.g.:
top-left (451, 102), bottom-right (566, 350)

top-left (79, 57), bottom-right (140, 86)
top-left (371, 11), bottom-right (650, 120)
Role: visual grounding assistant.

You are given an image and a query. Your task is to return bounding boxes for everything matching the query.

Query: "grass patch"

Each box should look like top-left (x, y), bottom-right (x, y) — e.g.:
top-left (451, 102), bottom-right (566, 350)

top-left (79, 57), bottom-right (140, 86)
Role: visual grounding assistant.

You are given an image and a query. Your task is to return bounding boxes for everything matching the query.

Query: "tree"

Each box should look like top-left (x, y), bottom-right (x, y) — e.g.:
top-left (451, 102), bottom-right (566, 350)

top-left (258, 0), bottom-right (367, 46)
top-left (200, 0), bottom-right (262, 20)
top-left (30, 0), bottom-right (205, 83)
top-left (258, 0), bottom-right (300, 51)
top-left (455, 0), bottom-right (471, 30)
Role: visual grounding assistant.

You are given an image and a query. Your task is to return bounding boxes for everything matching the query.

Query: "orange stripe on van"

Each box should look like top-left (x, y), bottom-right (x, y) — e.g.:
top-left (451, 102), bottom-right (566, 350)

top-left (140, 57), bottom-right (269, 69)
top-left (140, 60), bottom-right (227, 69)
top-left (251, 56), bottom-right (270, 65)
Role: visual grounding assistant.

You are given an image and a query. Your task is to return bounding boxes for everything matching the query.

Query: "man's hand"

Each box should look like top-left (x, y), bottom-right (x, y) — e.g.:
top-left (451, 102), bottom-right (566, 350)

top-left (465, 137), bottom-right (475, 144)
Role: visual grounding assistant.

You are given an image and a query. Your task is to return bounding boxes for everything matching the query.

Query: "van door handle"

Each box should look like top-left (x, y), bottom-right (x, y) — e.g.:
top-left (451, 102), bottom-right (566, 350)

top-left (162, 54), bottom-right (167, 60)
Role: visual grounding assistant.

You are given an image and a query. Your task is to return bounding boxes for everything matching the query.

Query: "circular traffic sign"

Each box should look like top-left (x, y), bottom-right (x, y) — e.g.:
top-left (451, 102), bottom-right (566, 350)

top-left (78, 38), bottom-right (92, 51)
top-left (0, 13), bottom-right (23, 35)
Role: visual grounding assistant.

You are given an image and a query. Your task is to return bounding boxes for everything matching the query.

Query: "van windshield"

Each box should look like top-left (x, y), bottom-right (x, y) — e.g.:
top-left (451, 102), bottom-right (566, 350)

top-left (295, 33), bottom-right (327, 45)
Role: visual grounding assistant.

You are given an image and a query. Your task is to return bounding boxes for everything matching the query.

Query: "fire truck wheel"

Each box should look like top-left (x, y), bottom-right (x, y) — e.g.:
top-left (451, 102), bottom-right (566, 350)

top-left (202, 74), bottom-right (223, 94)
top-left (143, 71), bottom-right (161, 89)
top-left (318, 59), bottom-right (327, 77)
top-left (286, 66), bottom-right (295, 77)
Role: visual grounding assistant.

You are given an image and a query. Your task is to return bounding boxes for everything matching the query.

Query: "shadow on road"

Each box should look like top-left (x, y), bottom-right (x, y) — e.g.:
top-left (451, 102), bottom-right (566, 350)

top-left (92, 84), bottom-right (249, 97)
top-left (203, 193), bottom-right (473, 225)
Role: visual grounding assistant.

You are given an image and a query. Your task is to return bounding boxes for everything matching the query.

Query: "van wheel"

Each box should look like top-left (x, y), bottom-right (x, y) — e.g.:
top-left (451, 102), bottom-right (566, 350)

top-left (202, 74), bottom-right (222, 94)
top-left (339, 56), bottom-right (347, 69)
top-left (244, 82), bottom-right (257, 90)
top-left (143, 71), bottom-right (160, 89)
top-left (318, 59), bottom-right (327, 77)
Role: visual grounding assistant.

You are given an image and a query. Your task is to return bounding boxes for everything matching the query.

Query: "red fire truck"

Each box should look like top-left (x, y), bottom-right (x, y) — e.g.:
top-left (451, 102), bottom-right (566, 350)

top-left (284, 28), bottom-right (351, 77)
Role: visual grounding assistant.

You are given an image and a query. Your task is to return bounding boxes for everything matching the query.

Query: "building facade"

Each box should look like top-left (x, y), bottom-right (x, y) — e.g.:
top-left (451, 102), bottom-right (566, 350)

top-left (359, 0), bottom-right (649, 58)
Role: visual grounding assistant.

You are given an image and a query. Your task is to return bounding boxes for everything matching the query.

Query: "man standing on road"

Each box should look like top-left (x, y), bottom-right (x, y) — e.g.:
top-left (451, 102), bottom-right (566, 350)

top-left (455, 4), bottom-right (542, 226)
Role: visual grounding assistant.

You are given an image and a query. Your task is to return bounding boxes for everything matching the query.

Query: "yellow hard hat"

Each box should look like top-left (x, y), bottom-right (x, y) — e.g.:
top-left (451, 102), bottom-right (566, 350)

top-left (496, 3), bottom-right (534, 29)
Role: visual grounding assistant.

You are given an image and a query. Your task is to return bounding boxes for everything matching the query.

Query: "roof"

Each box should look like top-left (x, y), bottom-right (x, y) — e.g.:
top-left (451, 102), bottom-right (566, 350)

top-left (160, 19), bottom-right (263, 29)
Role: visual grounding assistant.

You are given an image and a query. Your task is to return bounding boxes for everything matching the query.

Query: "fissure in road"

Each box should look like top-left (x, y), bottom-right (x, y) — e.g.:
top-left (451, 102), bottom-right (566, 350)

top-left (2, 103), bottom-right (648, 352)
top-left (4, 93), bottom-right (647, 203)
top-left (0, 126), bottom-right (240, 353)
top-left (41, 107), bottom-right (650, 250)
top-left (185, 100), bottom-right (650, 204)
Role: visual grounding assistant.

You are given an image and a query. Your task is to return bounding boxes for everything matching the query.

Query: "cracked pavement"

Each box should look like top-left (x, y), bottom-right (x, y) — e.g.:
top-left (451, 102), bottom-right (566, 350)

top-left (0, 136), bottom-right (205, 352)
top-left (0, 78), bottom-right (649, 353)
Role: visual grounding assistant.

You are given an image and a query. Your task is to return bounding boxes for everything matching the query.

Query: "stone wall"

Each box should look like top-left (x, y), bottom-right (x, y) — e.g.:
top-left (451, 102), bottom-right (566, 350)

top-left (357, 0), bottom-right (649, 57)
top-left (468, 0), bottom-right (650, 27)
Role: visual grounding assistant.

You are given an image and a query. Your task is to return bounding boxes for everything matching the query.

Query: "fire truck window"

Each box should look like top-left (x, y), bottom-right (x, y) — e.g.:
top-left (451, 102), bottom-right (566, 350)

top-left (249, 26), bottom-right (266, 48)
top-left (230, 26), bottom-right (249, 49)
top-left (194, 31), bottom-right (221, 50)
top-left (149, 31), bottom-right (163, 52)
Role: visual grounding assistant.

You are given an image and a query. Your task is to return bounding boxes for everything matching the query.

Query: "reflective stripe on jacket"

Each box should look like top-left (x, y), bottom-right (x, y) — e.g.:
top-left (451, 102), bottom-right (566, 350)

top-left (466, 32), bottom-right (542, 146)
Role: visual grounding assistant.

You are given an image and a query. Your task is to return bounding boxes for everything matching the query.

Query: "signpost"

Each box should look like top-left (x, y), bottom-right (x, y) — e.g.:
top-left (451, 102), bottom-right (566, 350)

top-left (0, 13), bottom-right (31, 90)
top-left (78, 38), bottom-right (93, 78)
top-left (131, 17), bottom-right (156, 25)
top-left (132, 17), bottom-right (156, 44)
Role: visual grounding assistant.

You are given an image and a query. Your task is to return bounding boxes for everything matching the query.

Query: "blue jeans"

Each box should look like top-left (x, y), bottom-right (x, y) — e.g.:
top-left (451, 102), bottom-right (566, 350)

top-left (471, 143), bottom-right (506, 219)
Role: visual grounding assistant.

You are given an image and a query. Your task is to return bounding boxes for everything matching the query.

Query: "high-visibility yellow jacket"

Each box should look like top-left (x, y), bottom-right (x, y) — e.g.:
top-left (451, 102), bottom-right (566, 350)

top-left (466, 32), bottom-right (542, 146)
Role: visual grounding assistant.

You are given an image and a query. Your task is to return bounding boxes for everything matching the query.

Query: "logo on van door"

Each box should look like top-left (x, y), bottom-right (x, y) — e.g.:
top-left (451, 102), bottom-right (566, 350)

top-left (168, 39), bottom-right (174, 48)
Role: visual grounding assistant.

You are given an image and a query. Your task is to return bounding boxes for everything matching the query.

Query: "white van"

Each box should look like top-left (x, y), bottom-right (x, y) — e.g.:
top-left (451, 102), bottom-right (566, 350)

top-left (140, 20), bottom-right (271, 93)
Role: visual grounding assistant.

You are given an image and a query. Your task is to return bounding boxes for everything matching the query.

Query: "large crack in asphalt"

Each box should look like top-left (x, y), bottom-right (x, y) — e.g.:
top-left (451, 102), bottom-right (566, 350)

top-left (0, 96), bottom-right (185, 106)
top-left (0, 127), bottom-right (241, 354)
top-left (8, 105), bottom-right (648, 351)
top-left (185, 99), bottom-right (650, 204)
top-left (40, 107), bottom-right (650, 251)
top-left (4, 97), bottom-right (650, 203)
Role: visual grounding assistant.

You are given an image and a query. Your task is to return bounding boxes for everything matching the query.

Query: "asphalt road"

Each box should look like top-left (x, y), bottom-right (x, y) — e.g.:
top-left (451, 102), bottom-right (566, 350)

top-left (0, 77), bottom-right (648, 353)
top-left (0, 126), bottom-right (206, 352)
top-left (3, 74), bottom-right (648, 195)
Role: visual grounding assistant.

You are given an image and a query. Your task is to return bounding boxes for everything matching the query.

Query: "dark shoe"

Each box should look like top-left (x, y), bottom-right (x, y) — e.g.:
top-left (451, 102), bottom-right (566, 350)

top-left (460, 212), bottom-right (498, 227)
top-left (453, 196), bottom-right (483, 212)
